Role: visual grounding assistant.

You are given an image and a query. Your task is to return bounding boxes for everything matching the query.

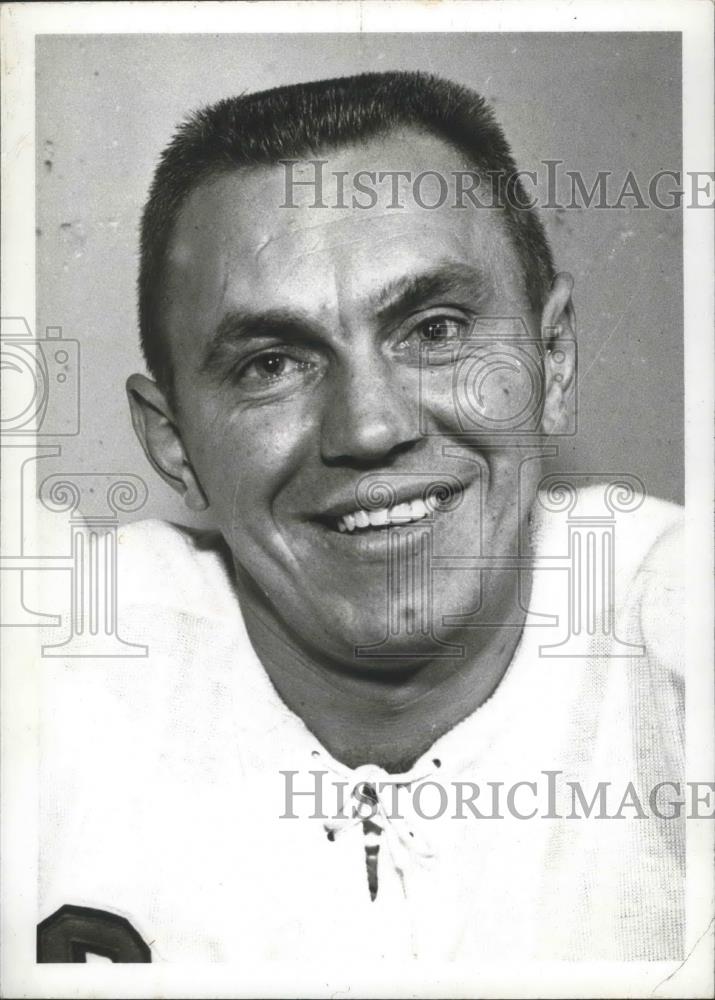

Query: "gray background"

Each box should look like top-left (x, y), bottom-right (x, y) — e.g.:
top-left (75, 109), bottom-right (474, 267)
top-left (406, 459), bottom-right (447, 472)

top-left (36, 33), bottom-right (683, 526)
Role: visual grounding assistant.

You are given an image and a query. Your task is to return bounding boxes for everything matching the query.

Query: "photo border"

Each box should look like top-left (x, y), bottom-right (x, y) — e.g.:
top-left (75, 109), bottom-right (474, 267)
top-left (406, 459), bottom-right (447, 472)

top-left (1, 3), bottom-right (712, 997)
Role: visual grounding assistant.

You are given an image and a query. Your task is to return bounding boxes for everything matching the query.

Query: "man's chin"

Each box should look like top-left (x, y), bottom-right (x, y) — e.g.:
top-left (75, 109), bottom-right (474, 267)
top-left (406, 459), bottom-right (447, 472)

top-left (290, 605), bottom-right (465, 675)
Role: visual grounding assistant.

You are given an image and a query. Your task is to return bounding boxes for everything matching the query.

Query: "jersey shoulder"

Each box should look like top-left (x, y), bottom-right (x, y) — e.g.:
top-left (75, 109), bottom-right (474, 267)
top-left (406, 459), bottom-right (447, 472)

top-left (116, 517), bottom-right (239, 622)
top-left (534, 481), bottom-right (683, 580)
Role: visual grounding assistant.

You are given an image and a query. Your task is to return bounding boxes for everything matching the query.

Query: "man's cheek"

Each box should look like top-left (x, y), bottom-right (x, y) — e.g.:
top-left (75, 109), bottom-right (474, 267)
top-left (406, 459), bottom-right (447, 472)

top-left (418, 370), bottom-right (463, 434)
top-left (197, 436), bottom-right (295, 528)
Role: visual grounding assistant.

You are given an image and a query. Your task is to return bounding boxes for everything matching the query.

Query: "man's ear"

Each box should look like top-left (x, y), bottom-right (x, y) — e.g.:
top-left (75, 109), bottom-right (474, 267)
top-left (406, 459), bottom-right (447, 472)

top-left (126, 374), bottom-right (208, 512)
top-left (540, 272), bottom-right (577, 436)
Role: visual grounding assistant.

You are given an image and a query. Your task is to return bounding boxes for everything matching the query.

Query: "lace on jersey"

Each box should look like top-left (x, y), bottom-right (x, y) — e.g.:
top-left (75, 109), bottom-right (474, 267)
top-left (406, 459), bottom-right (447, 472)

top-left (313, 751), bottom-right (439, 899)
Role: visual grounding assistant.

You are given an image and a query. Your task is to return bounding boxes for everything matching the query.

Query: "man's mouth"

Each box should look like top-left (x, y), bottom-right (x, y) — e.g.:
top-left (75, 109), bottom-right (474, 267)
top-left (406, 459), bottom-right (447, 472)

top-left (312, 473), bottom-right (472, 541)
top-left (336, 497), bottom-right (431, 533)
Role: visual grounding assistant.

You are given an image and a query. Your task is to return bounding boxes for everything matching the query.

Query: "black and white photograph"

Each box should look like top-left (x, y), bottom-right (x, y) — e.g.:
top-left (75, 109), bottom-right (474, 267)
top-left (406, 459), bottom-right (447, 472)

top-left (1, 2), bottom-right (713, 997)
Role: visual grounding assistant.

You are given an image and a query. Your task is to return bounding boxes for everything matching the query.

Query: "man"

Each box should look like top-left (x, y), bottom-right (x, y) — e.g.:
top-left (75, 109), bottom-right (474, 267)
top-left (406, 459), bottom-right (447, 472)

top-left (39, 72), bottom-right (683, 967)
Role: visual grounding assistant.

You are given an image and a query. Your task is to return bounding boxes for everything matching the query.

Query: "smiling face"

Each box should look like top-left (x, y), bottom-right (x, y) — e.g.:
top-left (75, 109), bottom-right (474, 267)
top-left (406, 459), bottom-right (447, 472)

top-left (131, 129), bottom-right (572, 670)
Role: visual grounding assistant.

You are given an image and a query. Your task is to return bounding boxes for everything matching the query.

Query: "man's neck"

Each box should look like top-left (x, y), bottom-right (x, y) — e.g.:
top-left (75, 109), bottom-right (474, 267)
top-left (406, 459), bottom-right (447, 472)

top-left (238, 584), bottom-right (529, 773)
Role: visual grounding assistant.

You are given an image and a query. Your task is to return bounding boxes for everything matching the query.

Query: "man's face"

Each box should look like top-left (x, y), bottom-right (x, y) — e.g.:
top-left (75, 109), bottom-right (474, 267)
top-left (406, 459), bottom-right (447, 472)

top-left (161, 130), bottom-right (549, 667)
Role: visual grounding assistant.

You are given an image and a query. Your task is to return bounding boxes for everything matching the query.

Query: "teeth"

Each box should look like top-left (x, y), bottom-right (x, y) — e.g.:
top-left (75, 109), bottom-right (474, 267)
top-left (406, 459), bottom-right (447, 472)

top-left (337, 497), bottom-right (432, 533)
top-left (391, 503), bottom-right (412, 522)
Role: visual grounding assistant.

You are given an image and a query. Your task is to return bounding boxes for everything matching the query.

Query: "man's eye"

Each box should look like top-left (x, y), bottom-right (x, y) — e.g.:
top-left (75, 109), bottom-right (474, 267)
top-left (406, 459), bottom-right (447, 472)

top-left (253, 353), bottom-right (288, 378)
top-left (240, 352), bottom-right (307, 382)
top-left (414, 316), bottom-right (468, 342)
top-left (393, 314), bottom-right (471, 365)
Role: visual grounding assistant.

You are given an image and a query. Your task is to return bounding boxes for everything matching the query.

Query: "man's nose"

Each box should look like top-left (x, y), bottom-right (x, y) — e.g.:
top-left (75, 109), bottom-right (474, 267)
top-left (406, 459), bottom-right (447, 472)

top-left (320, 355), bottom-right (421, 466)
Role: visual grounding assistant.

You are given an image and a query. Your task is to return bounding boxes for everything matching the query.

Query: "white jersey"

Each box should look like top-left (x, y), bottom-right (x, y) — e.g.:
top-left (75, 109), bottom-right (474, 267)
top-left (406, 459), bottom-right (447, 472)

top-left (39, 486), bottom-right (685, 964)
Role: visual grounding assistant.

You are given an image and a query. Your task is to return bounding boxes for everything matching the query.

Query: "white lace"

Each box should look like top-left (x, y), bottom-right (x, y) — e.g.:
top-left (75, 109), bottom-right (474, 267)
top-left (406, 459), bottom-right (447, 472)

top-left (314, 751), bottom-right (439, 894)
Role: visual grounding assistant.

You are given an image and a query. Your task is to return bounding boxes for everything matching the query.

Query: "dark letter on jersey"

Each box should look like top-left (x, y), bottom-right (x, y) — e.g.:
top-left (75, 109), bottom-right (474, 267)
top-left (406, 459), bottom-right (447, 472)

top-left (37, 904), bottom-right (152, 962)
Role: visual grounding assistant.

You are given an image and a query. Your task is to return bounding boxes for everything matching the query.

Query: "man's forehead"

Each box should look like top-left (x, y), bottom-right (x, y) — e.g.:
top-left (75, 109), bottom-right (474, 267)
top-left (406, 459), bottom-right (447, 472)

top-left (173, 131), bottom-right (464, 232)
top-left (164, 130), bottom-right (527, 328)
top-left (170, 128), bottom-right (508, 246)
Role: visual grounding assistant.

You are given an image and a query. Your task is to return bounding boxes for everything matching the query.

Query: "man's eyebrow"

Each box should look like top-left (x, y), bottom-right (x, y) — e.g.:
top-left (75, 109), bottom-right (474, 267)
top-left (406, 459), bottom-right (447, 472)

top-left (372, 262), bottom-right (491, 324)
top-left (200, 308), bottom-right (315, 376)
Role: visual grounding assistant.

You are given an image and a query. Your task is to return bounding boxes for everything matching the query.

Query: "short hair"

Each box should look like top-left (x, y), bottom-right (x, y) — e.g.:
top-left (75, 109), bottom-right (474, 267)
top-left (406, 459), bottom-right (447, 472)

top-left (139, 70), bottom-right (555, 393)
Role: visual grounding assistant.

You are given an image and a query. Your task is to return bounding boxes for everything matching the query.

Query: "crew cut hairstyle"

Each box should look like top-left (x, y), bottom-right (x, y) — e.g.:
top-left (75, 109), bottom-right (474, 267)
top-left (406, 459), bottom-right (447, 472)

top-left (139, 70), bottom-right (555, 394)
